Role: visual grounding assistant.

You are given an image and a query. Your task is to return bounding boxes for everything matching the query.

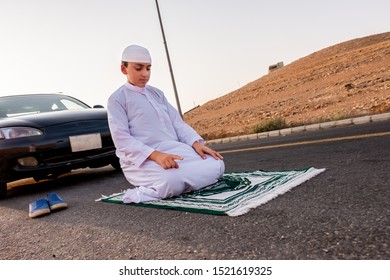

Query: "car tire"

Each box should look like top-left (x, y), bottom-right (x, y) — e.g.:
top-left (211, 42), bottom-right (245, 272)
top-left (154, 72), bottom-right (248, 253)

top-left (0, 182), bottom-right (7, 199)
top-left (111, 159), bottom-right (121, 171)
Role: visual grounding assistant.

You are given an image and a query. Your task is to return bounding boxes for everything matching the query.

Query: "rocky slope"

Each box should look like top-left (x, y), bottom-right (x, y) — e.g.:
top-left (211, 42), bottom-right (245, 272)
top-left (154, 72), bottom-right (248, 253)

top-left (184, 32), bottom-right (390, 140)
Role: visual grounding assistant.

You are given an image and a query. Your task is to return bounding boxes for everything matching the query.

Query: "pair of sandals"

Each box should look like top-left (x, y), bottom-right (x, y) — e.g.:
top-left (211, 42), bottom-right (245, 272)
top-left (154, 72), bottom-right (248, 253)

top-left (29, 193), bottom-right (68, 218)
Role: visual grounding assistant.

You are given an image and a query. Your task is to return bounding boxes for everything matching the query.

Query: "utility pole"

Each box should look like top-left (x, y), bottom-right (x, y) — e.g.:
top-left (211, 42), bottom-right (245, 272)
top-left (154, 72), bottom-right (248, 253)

top-left (155, 0), bottom-right (183, 117)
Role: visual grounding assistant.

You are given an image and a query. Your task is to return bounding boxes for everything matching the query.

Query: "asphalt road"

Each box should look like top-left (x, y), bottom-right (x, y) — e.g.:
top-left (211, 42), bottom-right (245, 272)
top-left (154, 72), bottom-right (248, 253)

top-left (0, 121), bottom-right (389, 260)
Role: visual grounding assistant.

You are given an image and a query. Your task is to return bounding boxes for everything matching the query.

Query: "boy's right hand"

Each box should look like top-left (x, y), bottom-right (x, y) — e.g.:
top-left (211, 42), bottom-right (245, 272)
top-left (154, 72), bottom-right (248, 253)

top-left (148, 150), bottom-right (183, 169)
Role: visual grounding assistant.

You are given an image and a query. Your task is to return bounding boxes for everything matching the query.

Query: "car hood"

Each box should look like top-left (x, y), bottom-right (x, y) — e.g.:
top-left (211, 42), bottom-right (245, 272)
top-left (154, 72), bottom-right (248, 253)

top-left (0, 109), bottom-right (108, 128)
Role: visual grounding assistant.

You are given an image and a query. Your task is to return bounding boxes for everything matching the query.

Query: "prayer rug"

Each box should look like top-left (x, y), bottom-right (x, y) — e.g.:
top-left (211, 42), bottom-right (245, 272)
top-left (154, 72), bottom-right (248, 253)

top-left (97, 167), bottom-right (325, 216)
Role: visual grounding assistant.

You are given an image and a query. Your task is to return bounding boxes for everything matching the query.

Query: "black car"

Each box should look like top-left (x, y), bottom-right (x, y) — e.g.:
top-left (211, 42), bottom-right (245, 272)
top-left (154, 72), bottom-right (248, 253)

top-left (0, 93), bottom-right (119, 198)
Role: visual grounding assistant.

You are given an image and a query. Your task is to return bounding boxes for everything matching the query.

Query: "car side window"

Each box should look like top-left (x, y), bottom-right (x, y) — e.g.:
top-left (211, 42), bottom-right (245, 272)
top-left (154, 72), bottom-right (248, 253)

top-left (60, 99), bottom-right (86, 110)
top-left (0, 109), bottom-right (7, 118)
top-left (51, 103), bottom-right (60, 111)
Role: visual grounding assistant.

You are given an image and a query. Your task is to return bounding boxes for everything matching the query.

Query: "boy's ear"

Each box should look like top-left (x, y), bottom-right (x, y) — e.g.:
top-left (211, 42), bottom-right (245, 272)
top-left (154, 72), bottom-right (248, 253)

top-left (121, 64), bottom-right (127, 74)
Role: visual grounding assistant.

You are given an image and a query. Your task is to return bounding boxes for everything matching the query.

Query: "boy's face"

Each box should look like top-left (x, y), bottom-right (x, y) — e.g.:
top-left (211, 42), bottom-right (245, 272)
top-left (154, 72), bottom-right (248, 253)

top-left (121, 62), bottom-right (151, 88)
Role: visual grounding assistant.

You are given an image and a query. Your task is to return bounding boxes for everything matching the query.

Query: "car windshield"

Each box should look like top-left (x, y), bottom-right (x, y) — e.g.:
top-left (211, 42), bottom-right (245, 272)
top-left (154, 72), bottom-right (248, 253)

top-left (0, 95), bottom-right (90, 118)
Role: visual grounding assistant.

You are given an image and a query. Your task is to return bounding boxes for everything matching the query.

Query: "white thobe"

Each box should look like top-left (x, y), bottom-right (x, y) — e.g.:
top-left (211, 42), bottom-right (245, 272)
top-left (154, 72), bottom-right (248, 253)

top-left (107, 83), bottom-right (225, 203)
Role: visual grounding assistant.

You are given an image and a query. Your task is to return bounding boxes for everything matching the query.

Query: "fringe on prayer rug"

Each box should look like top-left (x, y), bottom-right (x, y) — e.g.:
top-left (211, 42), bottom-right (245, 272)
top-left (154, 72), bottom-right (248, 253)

top-left (97, 167), bottom-right (325, 216)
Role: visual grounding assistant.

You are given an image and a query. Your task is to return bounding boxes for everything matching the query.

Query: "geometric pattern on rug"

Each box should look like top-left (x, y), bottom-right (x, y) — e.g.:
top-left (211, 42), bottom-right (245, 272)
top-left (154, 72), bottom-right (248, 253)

top-left (98, 167), bottom-right (325, 216)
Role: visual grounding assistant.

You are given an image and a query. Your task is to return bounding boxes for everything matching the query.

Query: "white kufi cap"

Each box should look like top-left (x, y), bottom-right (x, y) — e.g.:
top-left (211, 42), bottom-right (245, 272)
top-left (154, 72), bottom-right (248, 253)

top-left (121, 45), bottom-right (151, 63)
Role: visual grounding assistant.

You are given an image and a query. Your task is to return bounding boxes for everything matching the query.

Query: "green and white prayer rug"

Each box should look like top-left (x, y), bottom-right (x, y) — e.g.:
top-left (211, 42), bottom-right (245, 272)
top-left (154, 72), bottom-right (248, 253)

top-left (98, 167), bottom-right (325, 216)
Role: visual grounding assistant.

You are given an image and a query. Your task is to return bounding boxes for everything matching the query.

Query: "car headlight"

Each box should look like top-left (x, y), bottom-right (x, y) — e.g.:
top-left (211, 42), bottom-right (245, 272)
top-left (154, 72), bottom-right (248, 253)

top-left (0, 127), bottom-right (43, 139)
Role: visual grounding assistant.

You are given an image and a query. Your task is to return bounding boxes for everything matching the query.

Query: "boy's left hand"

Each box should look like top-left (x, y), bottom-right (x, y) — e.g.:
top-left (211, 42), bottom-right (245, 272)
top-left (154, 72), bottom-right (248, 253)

top-left (192, 141), bottom-right (224, 160)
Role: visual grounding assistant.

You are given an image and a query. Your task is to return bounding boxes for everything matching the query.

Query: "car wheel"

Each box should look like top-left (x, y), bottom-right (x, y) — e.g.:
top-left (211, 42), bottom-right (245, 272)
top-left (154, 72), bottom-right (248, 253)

top-left (0, 182), bottom-right (7, 199)
top-left (111, 159), bottom-right (121, 171)
top-left (33, 177), bottom-right (42, 182)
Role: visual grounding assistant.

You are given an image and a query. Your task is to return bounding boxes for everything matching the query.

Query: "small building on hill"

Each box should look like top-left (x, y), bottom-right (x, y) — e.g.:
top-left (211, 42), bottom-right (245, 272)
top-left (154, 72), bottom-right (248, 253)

top-left (268, 61), bottom-right (284, 73)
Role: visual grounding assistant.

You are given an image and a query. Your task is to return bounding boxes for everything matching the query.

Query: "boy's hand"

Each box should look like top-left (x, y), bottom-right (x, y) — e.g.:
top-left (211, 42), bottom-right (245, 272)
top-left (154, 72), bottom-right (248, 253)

top-left (148, 150), bottom-right (183, 169)
top-left (192, 141), bottom-right (224, 160)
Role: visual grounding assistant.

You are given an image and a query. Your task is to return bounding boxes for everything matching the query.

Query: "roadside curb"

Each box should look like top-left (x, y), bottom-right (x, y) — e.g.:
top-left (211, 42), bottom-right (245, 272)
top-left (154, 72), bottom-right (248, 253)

top-left (206, 112), bottom-right (390, 145)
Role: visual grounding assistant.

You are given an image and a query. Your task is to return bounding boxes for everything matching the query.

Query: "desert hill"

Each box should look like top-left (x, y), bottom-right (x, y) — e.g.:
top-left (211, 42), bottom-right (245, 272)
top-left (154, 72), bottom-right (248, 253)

top-left (184, 32), bottom-right (390, 140)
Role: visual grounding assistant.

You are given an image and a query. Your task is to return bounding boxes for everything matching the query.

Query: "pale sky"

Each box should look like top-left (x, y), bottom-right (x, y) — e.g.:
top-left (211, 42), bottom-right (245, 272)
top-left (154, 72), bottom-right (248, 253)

top-left (0, 0), bottom-right (389, 113)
